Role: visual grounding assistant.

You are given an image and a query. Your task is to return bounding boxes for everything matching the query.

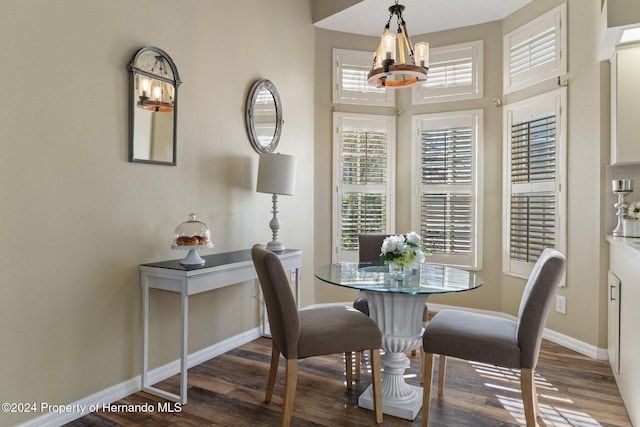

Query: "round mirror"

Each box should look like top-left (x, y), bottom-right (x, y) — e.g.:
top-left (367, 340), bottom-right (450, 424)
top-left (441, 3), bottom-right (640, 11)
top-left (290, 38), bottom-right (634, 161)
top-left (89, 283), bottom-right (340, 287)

top-left (246, 79), bottom-right (283, 153)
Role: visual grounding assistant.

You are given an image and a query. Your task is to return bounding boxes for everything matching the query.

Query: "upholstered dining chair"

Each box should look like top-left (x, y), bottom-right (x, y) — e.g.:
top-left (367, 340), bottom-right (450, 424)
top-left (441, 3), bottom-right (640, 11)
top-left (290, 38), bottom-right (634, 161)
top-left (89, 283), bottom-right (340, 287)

top-left (421, 248), bottom-right (566, 427)
top-left (353, 233), bottom-right (428, 378)
top-left (251, 245), bottom-right (383, 426)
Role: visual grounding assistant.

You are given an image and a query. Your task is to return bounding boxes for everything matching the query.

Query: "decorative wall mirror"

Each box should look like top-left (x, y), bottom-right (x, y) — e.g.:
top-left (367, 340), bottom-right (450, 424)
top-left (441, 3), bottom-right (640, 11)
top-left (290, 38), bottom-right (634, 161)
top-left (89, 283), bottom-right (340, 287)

top-left (245, 79), bottom-right (283, 153)
top-left (128, 47), bottom-right (181, 165)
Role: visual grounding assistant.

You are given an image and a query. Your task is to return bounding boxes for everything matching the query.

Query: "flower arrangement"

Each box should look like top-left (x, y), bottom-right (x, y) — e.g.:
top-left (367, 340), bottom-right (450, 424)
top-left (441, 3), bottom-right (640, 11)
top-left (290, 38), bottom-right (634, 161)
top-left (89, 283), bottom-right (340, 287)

top-left (380, 231), bottom-right (426, 268)
top-left (628, 201), bottom-right (640, 220)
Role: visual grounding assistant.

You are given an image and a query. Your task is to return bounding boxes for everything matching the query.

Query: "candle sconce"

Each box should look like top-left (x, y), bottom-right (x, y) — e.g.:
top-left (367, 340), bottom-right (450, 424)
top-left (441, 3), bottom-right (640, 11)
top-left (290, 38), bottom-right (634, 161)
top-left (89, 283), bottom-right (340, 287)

top-left (612, 179), bottom-right (633, 236)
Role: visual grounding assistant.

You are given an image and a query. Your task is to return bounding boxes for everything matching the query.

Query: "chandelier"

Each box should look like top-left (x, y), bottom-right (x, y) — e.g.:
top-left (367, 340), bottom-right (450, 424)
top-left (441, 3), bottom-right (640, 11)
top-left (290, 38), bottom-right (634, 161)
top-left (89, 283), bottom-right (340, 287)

top-left (368, 1), bottom-right (429, 89)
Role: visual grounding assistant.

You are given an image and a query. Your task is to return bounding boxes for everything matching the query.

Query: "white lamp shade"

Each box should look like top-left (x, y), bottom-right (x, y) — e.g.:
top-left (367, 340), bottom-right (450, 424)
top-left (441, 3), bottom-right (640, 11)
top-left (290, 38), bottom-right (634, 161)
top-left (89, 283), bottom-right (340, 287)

top-left (256, 153), bottom-right (297, 196)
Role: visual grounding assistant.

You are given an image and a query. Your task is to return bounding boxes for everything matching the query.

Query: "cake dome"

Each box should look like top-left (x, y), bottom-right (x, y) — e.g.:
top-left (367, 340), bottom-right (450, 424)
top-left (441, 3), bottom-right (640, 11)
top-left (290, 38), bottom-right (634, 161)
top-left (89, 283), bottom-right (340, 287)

top-left (173, 213), bottom-right (212, 247)
top-left (172, 213), bottom-right (213, 265)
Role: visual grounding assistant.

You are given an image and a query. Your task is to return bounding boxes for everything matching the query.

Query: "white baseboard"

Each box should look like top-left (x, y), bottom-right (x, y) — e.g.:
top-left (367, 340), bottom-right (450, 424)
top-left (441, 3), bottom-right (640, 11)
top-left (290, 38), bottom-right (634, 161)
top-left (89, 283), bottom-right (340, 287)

top-left (17, 327), bottom-right (262, 427)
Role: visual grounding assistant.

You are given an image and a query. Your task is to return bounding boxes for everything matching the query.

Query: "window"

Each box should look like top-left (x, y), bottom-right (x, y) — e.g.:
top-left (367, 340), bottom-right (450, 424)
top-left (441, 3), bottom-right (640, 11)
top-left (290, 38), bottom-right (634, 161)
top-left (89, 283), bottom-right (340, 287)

top-left (333, 112), bottom-right (396, 262)
top-left (503, 88), bottom-right (566, 278)
top-left (413, 40), bottom-right (483, 104)
top-left (503, 3), bottom-right (566, 93)
top-left (411, 110), bottom-right (483, 269)
top-left (332, 48), bottom-right (394, 106)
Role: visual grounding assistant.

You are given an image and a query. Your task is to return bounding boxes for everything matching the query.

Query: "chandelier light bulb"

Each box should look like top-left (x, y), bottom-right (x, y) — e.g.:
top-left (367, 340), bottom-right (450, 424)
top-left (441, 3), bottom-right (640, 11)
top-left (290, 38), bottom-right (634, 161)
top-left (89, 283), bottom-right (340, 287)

top-left (382, 33), bottom-right (396, 61)
top-left (415, 42), bottom-right (429, 68)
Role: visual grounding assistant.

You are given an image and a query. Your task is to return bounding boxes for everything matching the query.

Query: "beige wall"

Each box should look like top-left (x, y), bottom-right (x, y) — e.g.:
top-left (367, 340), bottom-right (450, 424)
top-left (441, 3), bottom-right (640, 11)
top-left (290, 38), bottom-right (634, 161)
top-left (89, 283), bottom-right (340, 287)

top-left (313, 0), bottom-right (611, 349)
top-left (0, 0), bottom-right (314, 424)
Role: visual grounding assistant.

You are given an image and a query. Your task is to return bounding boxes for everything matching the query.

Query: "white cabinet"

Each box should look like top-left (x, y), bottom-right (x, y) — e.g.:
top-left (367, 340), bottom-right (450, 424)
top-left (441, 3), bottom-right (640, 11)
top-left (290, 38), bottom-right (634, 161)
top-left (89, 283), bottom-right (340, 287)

top-left (607, 271), bottom-right (620, 374)
top-left (611, 43), bottom-right (640, 165)
top-left (608, 238), bottom-right (640, 426)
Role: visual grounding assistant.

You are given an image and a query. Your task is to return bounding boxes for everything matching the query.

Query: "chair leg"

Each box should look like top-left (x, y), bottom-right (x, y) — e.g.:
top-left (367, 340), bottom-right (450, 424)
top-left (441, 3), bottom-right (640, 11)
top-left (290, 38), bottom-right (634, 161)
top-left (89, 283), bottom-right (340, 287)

top-left (370, 349), bottom-right (383, 424)
top-left (265, 345), bottom-right (280, 403)
top-left (532, 372), bottom-right (540, 417)
top-left (282, 359), bottom-right (298, 427)
top-left (422, 352), bottom-right (434, 427)
top-left (354, 351), bottom-right (361, 381)
top-left (438, 355), bottom-right (447, 396)
top-left (521, 368), bottom-right (537, 427)
top-left (345, 352), bottom-right (353, 389)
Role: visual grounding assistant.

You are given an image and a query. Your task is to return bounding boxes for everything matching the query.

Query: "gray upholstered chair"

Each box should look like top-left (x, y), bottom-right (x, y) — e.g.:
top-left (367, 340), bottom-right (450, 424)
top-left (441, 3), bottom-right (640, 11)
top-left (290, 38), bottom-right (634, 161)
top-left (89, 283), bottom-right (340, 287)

top-left (421, 248), bottom-right (566, 427)
top-left (251, 245), bottom-right (383, 426)
top-left (352, 233), bottom-right (392, 316)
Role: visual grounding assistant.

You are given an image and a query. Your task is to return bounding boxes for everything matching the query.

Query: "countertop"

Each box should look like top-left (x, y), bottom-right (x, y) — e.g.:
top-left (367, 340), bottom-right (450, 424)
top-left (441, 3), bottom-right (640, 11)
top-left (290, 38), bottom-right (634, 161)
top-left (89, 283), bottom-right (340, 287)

top-left (606, 235), bottom-right (640, 255)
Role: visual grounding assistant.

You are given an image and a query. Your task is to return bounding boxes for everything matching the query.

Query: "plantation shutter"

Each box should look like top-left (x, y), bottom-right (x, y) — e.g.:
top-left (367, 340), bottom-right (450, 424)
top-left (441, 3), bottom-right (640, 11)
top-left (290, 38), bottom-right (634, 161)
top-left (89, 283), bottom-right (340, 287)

top-left (510, 193), bottom-right (555, 262)
top-left (333, 113), bottom-right (395, 262)
top-left (504, 88), bottom-right (566, 279)
top-left (412, 110), bottom-right (482, 269)
top-left (509, 113), bottom-right (556, 262)
top-left (341, 64), bottom-right (383, 94)
top-left (503, 3), bottom-right (566, 93)
top-left (333, 49), bottom-right (394, 106)
top-left (509, 27), bottom-right (556, 82)
top-left (421, 127), bottom-right (473, 255)
top-left (426, 58), bottom-right (472, 91)
top-left (413, 41), bottom-right (483, 104)
top-left (340, 130), bottom-right (388, 251)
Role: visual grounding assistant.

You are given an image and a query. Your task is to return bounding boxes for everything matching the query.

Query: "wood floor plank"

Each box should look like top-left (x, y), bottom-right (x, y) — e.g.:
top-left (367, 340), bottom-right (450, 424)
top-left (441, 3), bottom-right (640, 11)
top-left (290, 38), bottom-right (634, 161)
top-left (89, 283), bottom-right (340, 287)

top-left (66, 337), bottom-right (631, 426)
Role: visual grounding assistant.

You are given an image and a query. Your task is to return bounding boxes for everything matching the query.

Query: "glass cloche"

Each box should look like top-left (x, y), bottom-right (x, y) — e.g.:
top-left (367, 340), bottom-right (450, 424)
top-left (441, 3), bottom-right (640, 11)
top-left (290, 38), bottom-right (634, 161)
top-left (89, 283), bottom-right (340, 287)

top-left (171, 213), bottom-right (213, 265)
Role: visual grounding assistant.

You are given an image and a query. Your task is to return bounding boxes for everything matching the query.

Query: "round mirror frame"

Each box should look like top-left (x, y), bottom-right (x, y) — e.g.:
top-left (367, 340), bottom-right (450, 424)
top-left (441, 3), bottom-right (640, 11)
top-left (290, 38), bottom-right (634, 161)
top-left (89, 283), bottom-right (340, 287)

top-left (245, 79), bottom-right (283, 153)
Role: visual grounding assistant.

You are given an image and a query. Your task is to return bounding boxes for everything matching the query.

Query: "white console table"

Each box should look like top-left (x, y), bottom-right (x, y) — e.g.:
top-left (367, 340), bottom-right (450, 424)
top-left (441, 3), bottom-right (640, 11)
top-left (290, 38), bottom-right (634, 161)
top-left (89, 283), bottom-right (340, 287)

top-left (140, 248), bottom-right (302, 404)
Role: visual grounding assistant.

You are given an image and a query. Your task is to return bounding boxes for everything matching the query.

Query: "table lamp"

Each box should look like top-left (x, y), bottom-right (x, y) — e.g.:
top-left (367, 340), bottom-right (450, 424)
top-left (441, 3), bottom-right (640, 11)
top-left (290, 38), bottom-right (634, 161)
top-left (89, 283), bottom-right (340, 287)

top-left (257, 153), bottom-right (297, 251)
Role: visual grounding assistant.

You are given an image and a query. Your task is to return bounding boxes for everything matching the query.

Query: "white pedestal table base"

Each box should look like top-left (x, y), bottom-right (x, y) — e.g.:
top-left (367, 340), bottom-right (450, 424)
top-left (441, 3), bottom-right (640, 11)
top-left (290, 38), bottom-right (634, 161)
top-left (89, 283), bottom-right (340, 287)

top-left (358, 291), bottom-right (427, 420)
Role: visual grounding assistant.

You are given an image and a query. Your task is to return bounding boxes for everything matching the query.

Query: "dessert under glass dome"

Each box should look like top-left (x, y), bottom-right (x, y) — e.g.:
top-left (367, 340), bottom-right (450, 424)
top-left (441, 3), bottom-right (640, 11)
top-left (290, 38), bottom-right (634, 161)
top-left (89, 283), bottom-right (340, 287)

top-left (171, 213), bottom-right (213, 265)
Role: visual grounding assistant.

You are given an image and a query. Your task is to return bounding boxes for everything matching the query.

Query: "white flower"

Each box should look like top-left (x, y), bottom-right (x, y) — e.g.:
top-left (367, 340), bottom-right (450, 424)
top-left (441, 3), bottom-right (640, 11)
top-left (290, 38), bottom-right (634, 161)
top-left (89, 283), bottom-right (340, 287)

top-left (406, 231), bottom-right (421, 246)
top-left (629, 201), bottom-right (640, 220)
top-left (382, 235), bottom-right (404, 254)
top-left (380, 231), bottom-right (426, 267)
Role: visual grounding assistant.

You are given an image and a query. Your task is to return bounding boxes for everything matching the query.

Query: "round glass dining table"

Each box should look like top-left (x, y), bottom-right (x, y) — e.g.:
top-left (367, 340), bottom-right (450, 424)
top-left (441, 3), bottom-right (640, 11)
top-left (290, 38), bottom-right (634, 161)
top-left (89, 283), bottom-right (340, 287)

top-left (315, 262), bottom-right (484, 421)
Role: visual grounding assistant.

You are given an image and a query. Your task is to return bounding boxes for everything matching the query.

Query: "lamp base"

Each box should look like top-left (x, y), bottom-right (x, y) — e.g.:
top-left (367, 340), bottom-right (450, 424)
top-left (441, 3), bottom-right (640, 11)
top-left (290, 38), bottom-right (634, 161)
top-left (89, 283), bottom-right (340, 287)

top-left (266, 241), bottom-right (285, 252)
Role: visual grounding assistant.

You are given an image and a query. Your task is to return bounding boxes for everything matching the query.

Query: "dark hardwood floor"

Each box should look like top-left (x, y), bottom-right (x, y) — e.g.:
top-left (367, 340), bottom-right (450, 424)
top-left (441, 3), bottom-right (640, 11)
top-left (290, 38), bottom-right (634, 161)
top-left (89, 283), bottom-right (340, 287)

top-left (67, 337), bottom-right (631, 426)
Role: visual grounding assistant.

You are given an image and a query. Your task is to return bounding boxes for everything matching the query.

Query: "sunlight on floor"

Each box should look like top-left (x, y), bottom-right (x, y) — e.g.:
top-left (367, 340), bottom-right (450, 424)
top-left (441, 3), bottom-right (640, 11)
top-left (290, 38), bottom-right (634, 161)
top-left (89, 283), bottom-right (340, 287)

top-left (469, 361), bottom-right (603, 427)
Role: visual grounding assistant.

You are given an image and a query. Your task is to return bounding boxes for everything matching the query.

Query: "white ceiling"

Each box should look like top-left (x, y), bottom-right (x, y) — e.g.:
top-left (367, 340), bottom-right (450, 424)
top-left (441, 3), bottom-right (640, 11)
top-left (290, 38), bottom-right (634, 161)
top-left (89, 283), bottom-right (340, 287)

top-left (314, 0), bottom-right (532, 37)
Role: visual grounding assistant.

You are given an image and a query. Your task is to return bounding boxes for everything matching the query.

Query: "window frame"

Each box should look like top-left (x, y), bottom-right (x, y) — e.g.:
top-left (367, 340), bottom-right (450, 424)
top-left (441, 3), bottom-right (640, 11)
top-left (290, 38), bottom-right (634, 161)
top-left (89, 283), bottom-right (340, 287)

top-left (332, 112), bottom-right (396, 263)
top-left (503, 2), bottom-right (566, 94)
top-left (332, 48), bottom-right (395, 107)
top-left (411, 109), bottom-right (484, 270)
top-left (412, 40), bottom-right (484, 105)
top-left (502, 87), bottom-right (567, 279)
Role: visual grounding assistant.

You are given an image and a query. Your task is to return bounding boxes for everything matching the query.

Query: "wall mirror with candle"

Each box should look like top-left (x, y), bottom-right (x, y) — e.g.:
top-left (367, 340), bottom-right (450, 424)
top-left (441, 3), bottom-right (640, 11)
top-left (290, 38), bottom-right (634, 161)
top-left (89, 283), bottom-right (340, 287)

top-left (128, 47), bottom-right (181, 165)
top-left (245, 79), bottom-right (283, 153)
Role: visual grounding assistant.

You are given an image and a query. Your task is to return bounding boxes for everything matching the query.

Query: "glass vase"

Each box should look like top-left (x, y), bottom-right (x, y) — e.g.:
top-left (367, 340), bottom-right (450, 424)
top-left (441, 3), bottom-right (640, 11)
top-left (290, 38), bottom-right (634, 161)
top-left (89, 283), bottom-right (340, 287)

top-left (388, 261), bottom-right (412, 281)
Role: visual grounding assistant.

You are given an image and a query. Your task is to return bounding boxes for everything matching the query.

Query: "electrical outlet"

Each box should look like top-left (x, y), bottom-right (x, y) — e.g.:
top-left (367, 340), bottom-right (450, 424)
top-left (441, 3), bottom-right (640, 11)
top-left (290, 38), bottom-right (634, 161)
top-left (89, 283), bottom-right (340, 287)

top-left (556, 295), bottom-right (566, 314)
top-left (290, 270), bottom-right (297, 282)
